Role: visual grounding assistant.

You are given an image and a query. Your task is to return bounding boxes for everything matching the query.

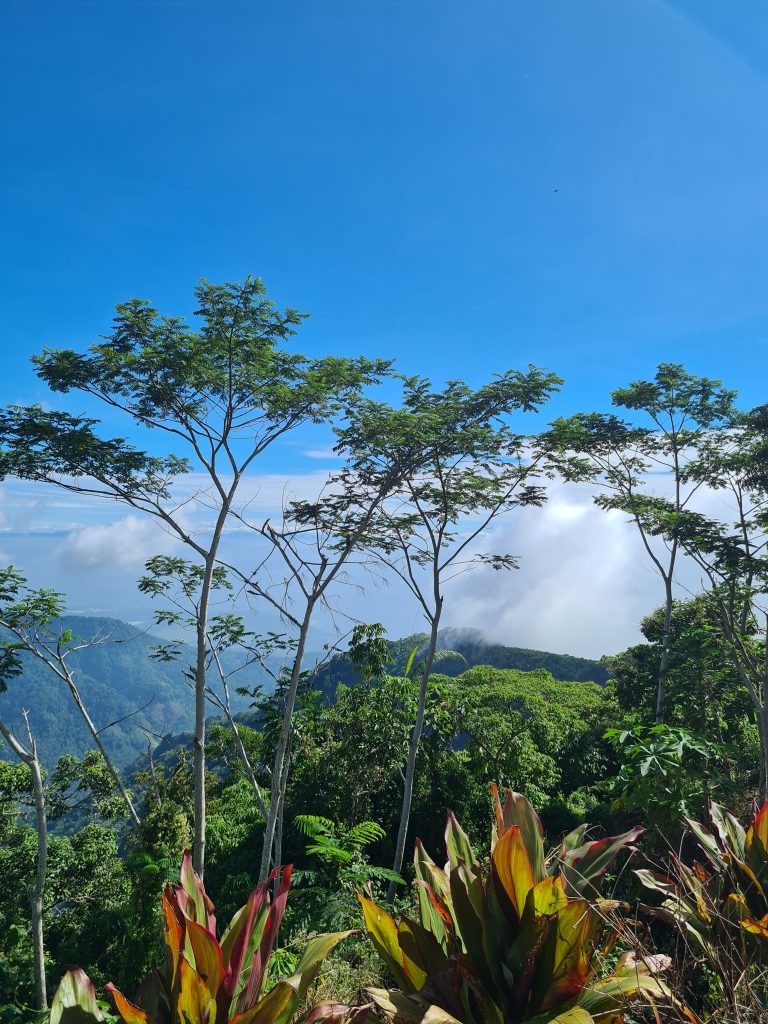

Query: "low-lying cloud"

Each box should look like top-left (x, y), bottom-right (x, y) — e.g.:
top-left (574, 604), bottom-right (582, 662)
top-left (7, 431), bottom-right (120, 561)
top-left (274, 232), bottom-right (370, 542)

top-left (442, 479), bottom-right (733, 659)
top-left (0, 471), bottom-right (739, 659)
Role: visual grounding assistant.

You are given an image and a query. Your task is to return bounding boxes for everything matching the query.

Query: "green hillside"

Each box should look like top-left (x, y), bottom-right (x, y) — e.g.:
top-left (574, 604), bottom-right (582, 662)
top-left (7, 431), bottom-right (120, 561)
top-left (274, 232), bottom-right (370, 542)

top-left (0, 616), bottom-right (269, 770)
top-left (311, 626), bottom-right (608, 700)
top-left (0, 617), bottom-right (607, 770)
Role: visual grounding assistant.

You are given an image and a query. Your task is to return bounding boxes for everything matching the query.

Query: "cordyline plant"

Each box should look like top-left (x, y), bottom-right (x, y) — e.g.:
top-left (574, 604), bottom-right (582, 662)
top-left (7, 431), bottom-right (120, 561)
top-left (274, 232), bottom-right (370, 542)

top-left (637, 800), bottom-right (768, 947)
top-left (48, 852), bottom-right (367, 1024)
top-left (637, 800), bottom-right (768, 1010)
top-left (359, 786), bottom-right (668, 1024)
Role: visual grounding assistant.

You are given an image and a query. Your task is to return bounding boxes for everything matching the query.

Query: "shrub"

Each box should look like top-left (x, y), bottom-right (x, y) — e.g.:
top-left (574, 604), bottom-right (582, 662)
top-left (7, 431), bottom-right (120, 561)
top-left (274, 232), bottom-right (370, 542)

top-left (360, 786), bottom-right (668, 1023)
top-left (48, 852), bottom-right (366, 1024)
top-left (637, 799), bottom-right (768, 1017)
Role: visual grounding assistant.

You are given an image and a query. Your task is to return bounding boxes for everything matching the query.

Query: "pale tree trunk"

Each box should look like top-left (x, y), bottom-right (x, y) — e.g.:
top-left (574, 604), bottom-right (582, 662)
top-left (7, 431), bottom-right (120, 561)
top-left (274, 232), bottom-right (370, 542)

top-left (192, 507), bottom-right (230, 877)
top-left (29, 744), bottom-right (46, 1010)
top-left (274, 756), bottom-right (287, 879)
top-left (387, 599), bottom-right (443, 903)
top-left (194, 582), bottom-right (210, 876)
top-left (259, 603), bottom-right (314, 883)
top-left (0, 712), bottom-right (47, 1009)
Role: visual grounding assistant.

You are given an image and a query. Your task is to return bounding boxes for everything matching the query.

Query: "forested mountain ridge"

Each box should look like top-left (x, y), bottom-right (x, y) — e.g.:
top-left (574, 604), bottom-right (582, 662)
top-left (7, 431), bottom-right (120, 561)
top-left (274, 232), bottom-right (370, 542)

top-left (0, 616), bottom-right (275, 770)
top-left (0, 616), bottom-right (199, 769)
top-left (311, 625), bottom-right (609, 700)
top-left (0, 616), bottom-right (607, 769)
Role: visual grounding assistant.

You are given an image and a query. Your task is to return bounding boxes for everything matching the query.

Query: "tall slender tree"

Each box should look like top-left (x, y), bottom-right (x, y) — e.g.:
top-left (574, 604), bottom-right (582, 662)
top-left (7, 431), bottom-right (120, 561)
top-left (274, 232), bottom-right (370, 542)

top-left (657, 407), bottom-right (768, 798)
top-left (237, 445), bottom-right (420, 881)
top-left (0, 277), bottom-right (389, 874)
top-left (342, 369), bottom-right (563, 898)
top-left (545, 363), bottom-right (735, 725)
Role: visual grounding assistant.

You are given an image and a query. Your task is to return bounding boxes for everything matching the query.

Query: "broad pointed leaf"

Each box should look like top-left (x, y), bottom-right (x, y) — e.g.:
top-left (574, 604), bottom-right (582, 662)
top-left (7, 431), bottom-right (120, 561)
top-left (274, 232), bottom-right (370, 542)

top-left (162, 888), bottom-right (184, 998)
top-left (492, 787), bottom-right (546, 883)
top-left (220, 875), bottom-right (274, 1011)
top-left (235, 865), bottom-right (293, 1014)
top-left (366, 988), bottom-right (425, 1022)
top-left (177, 955), bottom-right (217, 1024)
top-left (360, 897), bottom-right (413, 991)
top-left (228, 981), bottom-right (294, 1024)
top-left (561, 825), bottom-right (643, 898)
top-left (187, 918), bottom-right (224, 996)
top-left (709, 802), bottom-right (745, 860)
top-left (444, 811), bottom-right (477, 871)
top-left (105, 985), bottom-right (153, 1024)
top-left (50, 969), bottom-right (105, 1024)
top-left (492, 825), bottom-right (535, 920)
top-left (178, 850), bottom-right (217, 933)
top-left (531, 901), bottom-right (596, 1013)
top-left (577, 969), bottom-right (670, 1015)
top-left (685, 818), bottom-right (726, 871)
top-left (397, 915), bottom-right (447, 985)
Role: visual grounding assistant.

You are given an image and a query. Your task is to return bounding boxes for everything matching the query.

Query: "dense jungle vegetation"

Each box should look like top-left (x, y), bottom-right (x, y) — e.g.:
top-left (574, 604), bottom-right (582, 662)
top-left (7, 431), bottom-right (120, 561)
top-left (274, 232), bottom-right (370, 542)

top-left (2, 278), bottom-right (768, 1022)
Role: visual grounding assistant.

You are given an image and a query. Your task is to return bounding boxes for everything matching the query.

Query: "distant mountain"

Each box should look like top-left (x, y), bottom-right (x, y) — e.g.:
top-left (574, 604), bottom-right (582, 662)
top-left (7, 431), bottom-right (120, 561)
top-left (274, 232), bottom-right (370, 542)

top-left (438, 628), bottom-right (610, 683)
top-left (310, 626), bottom-right (609, 700)
top-left (0, 617), bottom-right (608, 771)
top-left (0, 616), bottom-right (271, 770)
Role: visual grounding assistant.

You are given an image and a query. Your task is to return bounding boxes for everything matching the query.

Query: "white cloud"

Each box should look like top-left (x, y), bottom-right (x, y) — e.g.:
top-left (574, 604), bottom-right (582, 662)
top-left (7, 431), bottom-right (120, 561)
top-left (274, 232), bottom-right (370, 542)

top-left (301, 448), bottom-right (342, 461)
top-left (442, 479), bottom-right (729, 660)
top-left (1, 466), bottom-right (745, 660)
top-left (56, 515), bottom-right (182, 570)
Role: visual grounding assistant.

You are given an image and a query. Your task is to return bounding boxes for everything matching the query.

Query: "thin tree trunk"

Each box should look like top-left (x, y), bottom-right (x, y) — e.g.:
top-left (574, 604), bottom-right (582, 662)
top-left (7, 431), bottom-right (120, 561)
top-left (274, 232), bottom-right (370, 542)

top-left (193, 553), bottom-right (216, 877)
top-left (192, 505), bottom-right (230, 877)
top-left (655, 576), bottom-right (674, 726)
top-left (65, 674), bottom-right (141, 827)
top-left (194, 609), bottom-right (209, 875)
top-left (29, 740), bottom-right (47, 1010)
top-left (272, 741), bottom-right (291, 873)
top-left (274, 772), bottom-right (286, 875)
top-left (259, 603), bottom-right (314, 882)
top-left (387, 603), bottom-right (443, 903)
top-left (0, 712), bottom-right (47, 1009)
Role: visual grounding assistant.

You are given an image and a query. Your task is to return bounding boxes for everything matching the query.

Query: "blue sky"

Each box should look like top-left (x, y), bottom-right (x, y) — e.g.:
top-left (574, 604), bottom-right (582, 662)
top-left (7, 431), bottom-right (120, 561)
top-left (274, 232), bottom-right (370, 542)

top-left (2, 0), bottom-right (768, 654)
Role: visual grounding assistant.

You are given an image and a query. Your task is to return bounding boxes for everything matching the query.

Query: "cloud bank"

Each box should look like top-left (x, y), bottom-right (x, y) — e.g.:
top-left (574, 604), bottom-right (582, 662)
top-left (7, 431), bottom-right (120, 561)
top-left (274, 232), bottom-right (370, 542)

top-left (0, 472), bottom-right (735, 659)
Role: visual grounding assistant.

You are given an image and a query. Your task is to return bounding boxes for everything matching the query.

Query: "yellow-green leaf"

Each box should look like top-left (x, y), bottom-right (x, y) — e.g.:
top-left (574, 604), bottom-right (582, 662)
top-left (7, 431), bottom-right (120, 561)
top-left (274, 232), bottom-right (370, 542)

top-left (359, 897), bottom-right (413, 991)
top-left (50, 969), bottom-right (105, 1024)
top-left (492, 825), bottom-right (534, 919)
top-left (178, 955), bottom-right (217, 1024)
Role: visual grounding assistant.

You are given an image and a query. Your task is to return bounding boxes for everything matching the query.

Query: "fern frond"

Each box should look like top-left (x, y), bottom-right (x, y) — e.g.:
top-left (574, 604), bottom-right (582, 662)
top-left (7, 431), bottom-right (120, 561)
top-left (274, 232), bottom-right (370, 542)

top-left (294, 814), bottom-right (335, 838)
top-left (347, 821), bottom-right (386, 846)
